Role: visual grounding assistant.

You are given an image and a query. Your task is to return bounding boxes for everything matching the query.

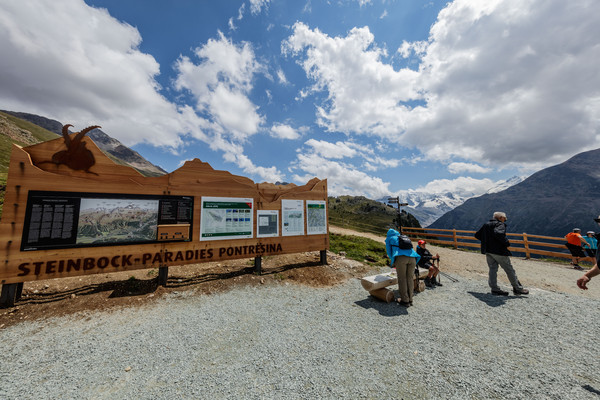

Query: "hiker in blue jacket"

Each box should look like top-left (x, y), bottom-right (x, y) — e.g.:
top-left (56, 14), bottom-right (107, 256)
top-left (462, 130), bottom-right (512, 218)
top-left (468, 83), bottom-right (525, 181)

top-left (385, 229), bottom-right (420, 307)
top-left (583, 231), bottom-right (598, 258)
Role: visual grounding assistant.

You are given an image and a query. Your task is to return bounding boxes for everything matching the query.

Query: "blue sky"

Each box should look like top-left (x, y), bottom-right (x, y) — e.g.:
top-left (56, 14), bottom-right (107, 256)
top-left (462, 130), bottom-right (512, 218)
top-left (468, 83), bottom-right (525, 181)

top-left (1, 0), bottom-right (599, 200)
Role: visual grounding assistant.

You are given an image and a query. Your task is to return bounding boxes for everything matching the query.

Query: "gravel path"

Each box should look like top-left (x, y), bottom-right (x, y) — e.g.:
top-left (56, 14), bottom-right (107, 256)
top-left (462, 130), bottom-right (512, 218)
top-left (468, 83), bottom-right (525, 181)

top-left (2, 271), bottom-right (600, 399)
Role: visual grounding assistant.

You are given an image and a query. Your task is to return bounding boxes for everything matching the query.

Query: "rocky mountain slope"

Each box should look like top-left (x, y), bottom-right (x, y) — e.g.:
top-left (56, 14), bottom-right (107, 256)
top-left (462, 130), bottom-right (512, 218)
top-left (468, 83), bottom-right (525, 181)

top-left (429, 148), bottom-right (600, 237)
top-left (0, 110), bottom-right (166, 177)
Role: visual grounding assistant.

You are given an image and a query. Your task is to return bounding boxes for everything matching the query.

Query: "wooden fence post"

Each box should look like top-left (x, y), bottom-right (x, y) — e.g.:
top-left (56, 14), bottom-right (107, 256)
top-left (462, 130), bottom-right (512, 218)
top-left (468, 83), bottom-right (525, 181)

top-left (453, 229), bottom-right (458, 249)
top-left (523, 233), bottom-right (530, 259)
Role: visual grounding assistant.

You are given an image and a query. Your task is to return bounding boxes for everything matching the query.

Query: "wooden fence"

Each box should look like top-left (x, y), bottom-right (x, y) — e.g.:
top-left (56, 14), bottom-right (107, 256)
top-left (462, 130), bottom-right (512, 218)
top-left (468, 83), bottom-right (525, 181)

top-left (402, 226), bottom-right (595, 264)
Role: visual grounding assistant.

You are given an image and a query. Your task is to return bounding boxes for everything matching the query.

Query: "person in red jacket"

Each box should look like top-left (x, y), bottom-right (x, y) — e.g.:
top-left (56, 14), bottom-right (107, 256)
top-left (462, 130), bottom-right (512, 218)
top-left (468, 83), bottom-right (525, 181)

top-left (565, 228), bottom-right (589, 270)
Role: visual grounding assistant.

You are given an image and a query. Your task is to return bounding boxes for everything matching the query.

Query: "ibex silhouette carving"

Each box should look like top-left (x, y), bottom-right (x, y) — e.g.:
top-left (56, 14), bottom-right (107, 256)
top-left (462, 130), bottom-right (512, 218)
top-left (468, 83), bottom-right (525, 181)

top-left (38, 124), bottom-right (100, 174)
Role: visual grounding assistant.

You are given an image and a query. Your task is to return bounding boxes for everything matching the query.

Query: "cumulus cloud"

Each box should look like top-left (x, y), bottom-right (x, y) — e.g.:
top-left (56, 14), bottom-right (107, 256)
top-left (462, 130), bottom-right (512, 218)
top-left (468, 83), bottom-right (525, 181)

top-left (174, 31), bottom-right (264, 141)
top-left (406, 176), bottom-right (500, 197)
top-left (447, 162), bottom-right (491, 174)
top-left (304, 139), bottom-right (359, 159)
top-left (174, 32), bottom-right (287, 180)
top-left (284, 0), bottom-right (600, 170)
top-left (283, 22), bottom-right (420, 138)
top-left (291, 153), bottom-right (391, 198)
top-left (0, 0), bottom-right (187, 148)
top-left (270, 123), bottom-right (301, 140)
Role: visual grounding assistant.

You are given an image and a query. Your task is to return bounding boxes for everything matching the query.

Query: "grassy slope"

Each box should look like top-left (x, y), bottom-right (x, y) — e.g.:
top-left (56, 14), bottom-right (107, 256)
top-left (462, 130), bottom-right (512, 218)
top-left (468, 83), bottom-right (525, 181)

top-left (0, 112), bottom-right (60, 214)
top-left (329, 232), bottom-right (388, 266)
top-left (328, 195), bottom-right (421, 235)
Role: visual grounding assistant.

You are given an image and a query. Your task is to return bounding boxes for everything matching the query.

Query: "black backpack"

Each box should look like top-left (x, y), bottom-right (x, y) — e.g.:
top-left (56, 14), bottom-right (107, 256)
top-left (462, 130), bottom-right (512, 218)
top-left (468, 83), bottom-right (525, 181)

top-left (396, 234), bottom-right (413, 250)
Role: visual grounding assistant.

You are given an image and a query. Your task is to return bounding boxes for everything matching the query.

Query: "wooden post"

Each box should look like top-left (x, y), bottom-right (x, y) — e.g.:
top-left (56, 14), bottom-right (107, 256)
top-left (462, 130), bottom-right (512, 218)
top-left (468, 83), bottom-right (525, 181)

top-left (453, 229), bottom-right (458, 249)
top-left (158, 266), bottom-right (168, 286)
top-left (255, 256), bottom-right (262, 275)
top-left (16, 282), bottom-right (23, 301)
top-left (523, 233), bottom-right (531, 259)
top-left (0, 283), bottom-right (19, 308)
top-left (320, 250), bottom-right (327, 265)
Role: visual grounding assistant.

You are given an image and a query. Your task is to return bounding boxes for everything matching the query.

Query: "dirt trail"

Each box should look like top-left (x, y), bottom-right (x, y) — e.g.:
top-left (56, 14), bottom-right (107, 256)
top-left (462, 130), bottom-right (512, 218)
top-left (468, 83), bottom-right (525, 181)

top-left (330, 226), bottom-right (600, 299)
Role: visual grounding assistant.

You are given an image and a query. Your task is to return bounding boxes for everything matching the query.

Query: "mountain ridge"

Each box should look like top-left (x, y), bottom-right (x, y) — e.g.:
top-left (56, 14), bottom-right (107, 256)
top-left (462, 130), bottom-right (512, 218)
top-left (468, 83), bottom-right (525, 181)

top-left (0, 110), bottom-right (166, 177)
top-left (429, 148), bottom-right (600, 237)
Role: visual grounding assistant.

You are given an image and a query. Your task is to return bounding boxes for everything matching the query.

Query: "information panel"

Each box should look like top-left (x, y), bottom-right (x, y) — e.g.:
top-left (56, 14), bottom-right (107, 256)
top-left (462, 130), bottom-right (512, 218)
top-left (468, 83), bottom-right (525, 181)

top-left (21, 191), bottom-right (193, 251)
top-left (306, 200), bottom-right (327, 235)
top-left (200, 197), bottom-right (253, 240)
top-left (281, 199), bottom-right (304, 236)
top-left (257, 210), bottom-right (279, 238)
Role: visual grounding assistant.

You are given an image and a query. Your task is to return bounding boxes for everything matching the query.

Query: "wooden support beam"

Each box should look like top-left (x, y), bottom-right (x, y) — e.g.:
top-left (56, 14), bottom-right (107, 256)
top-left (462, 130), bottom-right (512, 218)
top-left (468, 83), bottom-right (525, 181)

top-left (320, 250), bottom-right (327, 265)
top-left (254, 256), bottom-right (262, 275)
top-left (158, 266), bottom-right (169, 286)
top-left (0, 283), bottom-right (19, 308)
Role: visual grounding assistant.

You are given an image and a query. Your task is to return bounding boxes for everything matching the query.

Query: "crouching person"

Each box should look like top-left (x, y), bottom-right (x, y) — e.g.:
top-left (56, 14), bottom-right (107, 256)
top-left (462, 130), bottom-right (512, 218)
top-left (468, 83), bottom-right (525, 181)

top-left (416, 240), bottom-right (442, 288)
top-left (385, 229), bottom-right (421, 307)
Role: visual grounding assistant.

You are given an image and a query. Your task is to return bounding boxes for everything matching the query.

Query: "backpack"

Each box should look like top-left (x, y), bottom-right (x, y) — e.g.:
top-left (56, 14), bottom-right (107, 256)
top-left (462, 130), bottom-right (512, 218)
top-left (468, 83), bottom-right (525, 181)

top-left (396, 234), bottom-right (413, 250)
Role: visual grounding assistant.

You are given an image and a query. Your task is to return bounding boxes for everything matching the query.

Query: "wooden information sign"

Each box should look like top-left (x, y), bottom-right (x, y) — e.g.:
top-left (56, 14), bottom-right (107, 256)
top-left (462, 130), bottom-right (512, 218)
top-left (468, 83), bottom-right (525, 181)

top-left (0, 125), bottom-right (329, 305)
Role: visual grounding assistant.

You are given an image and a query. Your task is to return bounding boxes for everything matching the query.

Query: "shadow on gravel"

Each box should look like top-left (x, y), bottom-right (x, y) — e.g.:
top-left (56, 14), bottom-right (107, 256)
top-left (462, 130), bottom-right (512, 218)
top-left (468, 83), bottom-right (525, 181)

top-left (354, 298), bottom-right (408, 317)
top-left (467, 291), bottom-right (528, 307)
top-left (12, 261), bottom-right (325, 306)
top-left (166, 260), bottom-right (324, 288)
top-left (15, 278), bottom-right (159, 305)
top-left (582, 384), bottom-right (600, 396)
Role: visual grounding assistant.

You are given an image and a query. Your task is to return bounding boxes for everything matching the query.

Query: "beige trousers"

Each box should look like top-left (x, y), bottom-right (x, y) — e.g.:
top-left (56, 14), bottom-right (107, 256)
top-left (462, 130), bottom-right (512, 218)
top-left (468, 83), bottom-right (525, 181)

top-left (393, 255), bottom-right (416, 303)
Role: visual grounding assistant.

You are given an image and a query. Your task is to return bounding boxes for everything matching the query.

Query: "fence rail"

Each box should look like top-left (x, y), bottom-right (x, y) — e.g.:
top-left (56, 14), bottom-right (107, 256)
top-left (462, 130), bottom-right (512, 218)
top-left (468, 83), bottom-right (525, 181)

top-left (402, 226), bottom-right (595, 264)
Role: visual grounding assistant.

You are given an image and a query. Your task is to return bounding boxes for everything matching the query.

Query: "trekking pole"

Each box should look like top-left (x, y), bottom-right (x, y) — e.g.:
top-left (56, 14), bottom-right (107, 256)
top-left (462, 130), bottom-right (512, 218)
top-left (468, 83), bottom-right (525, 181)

top-left (439, 271), bottom-right (459, 282)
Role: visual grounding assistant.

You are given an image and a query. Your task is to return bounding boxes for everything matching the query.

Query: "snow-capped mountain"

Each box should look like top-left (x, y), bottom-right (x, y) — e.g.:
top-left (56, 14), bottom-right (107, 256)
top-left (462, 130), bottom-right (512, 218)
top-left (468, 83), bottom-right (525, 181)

top-left (380, 176), bottom-right (525, 227)
top-left (485, 175), bottom-right (525, 194)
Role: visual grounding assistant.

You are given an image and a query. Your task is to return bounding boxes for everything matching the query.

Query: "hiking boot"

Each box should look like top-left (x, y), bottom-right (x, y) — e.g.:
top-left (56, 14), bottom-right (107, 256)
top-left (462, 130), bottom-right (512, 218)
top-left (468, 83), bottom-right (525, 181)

top-left (424, 278), bottom-right (433, 288)
top-left (434, 279), bottom-right (443, 287)
top-left (574, 265), bottom-right (584, 271)
top-left (491, 289), bottom-right (509, 296)
top-left (513, 287), bottom-right (529, 295)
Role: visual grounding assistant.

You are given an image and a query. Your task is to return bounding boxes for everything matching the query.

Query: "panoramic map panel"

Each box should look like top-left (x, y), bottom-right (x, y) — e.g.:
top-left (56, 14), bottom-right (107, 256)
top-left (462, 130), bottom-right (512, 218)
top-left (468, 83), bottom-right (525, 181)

top-left (76, 198), bottom-right (159, 245)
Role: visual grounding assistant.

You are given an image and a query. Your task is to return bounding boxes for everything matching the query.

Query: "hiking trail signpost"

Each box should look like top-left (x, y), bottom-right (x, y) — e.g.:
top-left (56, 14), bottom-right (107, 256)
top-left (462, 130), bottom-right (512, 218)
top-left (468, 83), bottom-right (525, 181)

top-left (0, 125), bottom-right (329, 307)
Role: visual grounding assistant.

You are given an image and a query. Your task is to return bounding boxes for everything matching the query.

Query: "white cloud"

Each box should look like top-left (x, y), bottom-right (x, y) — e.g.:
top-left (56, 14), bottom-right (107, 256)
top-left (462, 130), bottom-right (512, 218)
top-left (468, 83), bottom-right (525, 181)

top-left (284, 0), bottom-right (600, 170)
top-left (447, 162), bottom-right (491, 174)
top-left (283, 22), bottom-right (420, 138)
top-left (174, 31), bottom-right (264, 142)
top-left (363, 156), bottom-right (401, 171)
top-left (409, 176), bottom-right (500, 197)
top-left (249, 0), bottom-right (271, 15)
top-left (276, 68), bottom-right (289, 84)
top-left (304, 139), bottom-right (358, 159)
top-left (292, 153), bottom-right (391, 198)
top-left (0, 0), bottom-right (187, 148)
top-left (405, 0), bottom-right (600, 167)
top-left (270, 123), bottom-right (301, 140)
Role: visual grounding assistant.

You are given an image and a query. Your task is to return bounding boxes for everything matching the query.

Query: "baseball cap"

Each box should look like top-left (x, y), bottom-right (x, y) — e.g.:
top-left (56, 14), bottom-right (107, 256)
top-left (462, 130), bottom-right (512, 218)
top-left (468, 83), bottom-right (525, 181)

top-left (418, 240), bottom-right (426, 245)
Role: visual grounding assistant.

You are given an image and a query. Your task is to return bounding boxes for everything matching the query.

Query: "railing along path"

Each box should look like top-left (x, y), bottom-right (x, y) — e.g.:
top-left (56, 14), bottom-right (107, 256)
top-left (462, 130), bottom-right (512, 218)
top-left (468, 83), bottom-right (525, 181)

top-left (402, 227), bottom-right (595, 264)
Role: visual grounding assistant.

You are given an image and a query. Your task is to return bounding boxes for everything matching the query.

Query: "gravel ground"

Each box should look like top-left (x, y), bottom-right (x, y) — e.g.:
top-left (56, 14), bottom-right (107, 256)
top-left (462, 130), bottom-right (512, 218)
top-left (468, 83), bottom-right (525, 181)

top-left (1, 270), bottom-right (600, 399)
